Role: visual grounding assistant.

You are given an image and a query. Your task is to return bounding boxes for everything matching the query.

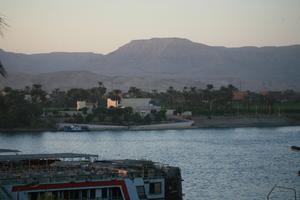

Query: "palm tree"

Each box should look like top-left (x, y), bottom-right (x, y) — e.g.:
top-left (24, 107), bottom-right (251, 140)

top-left (0, 16), bottom-right (8, 77)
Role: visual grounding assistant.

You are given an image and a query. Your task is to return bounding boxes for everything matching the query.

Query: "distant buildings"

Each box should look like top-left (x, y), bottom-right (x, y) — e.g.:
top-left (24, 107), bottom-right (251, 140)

top-left (75, 97), bottom-right (162, 117)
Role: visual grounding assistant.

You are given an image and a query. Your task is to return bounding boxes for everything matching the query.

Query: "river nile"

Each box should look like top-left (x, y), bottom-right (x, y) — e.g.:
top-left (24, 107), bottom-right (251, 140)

top-left (0, 127), bottom-right (299, 200)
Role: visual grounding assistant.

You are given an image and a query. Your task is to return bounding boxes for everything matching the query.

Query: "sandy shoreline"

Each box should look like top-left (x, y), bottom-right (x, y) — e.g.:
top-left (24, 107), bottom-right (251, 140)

top-left (57, 121), bottom-right (194, 131)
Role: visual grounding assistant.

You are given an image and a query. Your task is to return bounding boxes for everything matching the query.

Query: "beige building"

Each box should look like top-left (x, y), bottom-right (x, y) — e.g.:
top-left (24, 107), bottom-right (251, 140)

top-left (107, 98), bottom-right (119, 108)
top-left (232, 91), bottom-right (248, 101)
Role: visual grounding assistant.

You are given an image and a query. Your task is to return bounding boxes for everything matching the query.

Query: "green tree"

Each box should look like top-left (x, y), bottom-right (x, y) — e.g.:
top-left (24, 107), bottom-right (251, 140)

top-left (30, 84), bottom-right (47, 103)
top-left (0, 88), bottom-right (44, 128)
top-left (143, 114), bottom-right (152, 124)
top-left (108, 89), bottom-right (122, 101)
top-left (88, 82), bottom-right (107, 105)
top-left (65, 88), bottom-right (90, 107)
top-left (128, 86), bottom-right (143, 97)
top-left (49, 88), bottom-right (67, 107)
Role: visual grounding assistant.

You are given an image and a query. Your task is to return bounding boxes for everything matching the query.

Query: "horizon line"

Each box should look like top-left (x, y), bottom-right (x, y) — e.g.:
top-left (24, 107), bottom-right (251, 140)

top-left (1, 37), bottom-right (300, 55)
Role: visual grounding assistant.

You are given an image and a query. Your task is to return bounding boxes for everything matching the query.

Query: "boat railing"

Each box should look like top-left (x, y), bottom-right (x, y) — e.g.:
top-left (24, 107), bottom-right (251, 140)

top-left (0, 169), bottom-right (166, 186)
top-left (0, 173), bottom-right (120, 185)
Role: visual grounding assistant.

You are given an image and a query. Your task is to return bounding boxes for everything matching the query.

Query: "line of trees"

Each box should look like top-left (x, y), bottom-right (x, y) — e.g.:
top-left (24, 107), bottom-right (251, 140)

top-left (1, 83), bottom-right (300, 129)
top-left (125, 85), bottom-right (300, 115)
top-left (0, 87), bottom-right (50, 129)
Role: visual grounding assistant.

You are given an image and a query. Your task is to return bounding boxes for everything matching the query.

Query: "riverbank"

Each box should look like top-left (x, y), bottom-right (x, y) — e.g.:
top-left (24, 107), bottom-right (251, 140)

top-left (192, 115), bottom-right (300, 128)
top-left (0, 128), bottom-right (57, 132)
top-left (1, 115), bottom-right (299, 132)
top-left (57, 120), bottom-right (194, 131)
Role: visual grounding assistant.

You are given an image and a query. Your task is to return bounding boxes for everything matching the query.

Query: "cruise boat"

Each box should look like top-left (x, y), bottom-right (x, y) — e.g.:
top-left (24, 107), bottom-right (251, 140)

top-left (0, 152), bottom-right (183, 200)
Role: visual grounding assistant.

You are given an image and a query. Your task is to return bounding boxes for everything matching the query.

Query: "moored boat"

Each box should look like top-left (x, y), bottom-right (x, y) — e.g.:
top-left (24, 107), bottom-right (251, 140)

top-left (290, 146), bottom-right (300, 151)
top-left (0, 152), bottom-right (183, 200)
top-left (63, 125), bottom-right (89, 132)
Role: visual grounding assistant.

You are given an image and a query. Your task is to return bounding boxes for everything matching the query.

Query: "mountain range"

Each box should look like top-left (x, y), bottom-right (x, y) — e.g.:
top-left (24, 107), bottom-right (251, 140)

top-left (1, 38), bottom-right (300, 91)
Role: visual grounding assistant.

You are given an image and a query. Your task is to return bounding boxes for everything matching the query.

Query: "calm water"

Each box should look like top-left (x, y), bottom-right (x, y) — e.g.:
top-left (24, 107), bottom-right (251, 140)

top-left (0, 127), bottom-right (300, 200)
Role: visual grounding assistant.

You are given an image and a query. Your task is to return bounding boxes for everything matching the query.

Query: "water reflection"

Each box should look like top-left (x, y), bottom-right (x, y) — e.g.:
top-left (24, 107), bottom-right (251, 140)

top-left (0, 126), bottom-right (299, 200)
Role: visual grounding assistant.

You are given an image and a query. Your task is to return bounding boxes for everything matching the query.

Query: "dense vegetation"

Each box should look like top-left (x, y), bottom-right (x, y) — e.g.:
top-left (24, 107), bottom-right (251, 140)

top-left (0, 82), bottom-right (300, 129)
top-left (125, 85), bottom-right (300, 116)
top-left (0, 85), bottom-right (49, 129)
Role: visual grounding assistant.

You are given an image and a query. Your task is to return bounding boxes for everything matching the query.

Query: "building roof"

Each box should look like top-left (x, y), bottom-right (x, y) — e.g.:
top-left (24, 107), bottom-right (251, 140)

top-left (120, 98), bottom-right (152, 109)
top-left (232, 91), bottom-right (248, 101)
top-left (0, 153), bottom-right (98, 162)
top-left (0, 149), bottom-right (21, 153)
top-left (260, 91), bottom-right (269, 96)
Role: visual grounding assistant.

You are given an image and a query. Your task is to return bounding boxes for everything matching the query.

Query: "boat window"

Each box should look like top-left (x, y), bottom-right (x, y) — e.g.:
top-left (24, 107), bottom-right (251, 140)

top-left (64, 190), bottom-right (70, 199)
top-left (111, 187), bottom-right (123, 200)
top-left (90, 189), bottom-right (96, 199)
top-left (102, 188), bottom-right (108, 198)
top-left (82, 189), bottom-right (88, 199)
top-left (28, 192), bottom-right (38, 200)
top-left (149, 182), bottom-right (162, 194)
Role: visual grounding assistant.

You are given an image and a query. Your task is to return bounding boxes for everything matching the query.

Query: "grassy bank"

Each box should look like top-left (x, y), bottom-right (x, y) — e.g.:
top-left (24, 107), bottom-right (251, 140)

top-left (192, 115), bottom-right (300, 128)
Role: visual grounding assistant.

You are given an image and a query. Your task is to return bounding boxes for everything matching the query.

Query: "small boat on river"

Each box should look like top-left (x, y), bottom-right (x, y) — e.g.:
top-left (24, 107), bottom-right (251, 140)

top-left (290, 146), bottom-right (300, 151)
top-left (63, 125), bottom-right (89, 132)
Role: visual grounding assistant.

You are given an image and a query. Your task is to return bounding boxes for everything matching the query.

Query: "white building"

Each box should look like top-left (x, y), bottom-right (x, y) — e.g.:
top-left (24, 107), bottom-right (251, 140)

top-left (166, 109), bottom-right (175, 116)
top-left (24, 94), bottom-right (32, 102)
top-left (120, 98), bottom-right (160, 117)
top-left (181, 111), bottom-right (192, 119)
top-left (76, 101), bottom-right (97, 112)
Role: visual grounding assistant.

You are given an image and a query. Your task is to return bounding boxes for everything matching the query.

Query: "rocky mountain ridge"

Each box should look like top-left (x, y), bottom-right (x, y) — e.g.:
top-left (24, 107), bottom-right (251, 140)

top-left (1, 38), bottom-right (299, 91)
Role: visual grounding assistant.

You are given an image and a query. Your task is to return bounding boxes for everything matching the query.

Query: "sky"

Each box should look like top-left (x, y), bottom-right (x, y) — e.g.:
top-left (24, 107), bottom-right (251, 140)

top-left (0, 0), bottom-right (300, 54)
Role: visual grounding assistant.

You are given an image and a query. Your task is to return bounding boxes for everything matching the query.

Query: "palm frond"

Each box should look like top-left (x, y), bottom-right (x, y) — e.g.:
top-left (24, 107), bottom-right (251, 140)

top-left (0, 16), bottom-right (8, 77)
top-left (0, 60), bottom-right (7, 77)
top-left (0, 16), bottom-right (9, 37)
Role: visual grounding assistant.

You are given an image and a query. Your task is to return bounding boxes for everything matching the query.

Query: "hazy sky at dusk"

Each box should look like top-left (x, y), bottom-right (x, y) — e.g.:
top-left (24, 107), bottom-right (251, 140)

top-left (1, 0), bottom-right (300, 54)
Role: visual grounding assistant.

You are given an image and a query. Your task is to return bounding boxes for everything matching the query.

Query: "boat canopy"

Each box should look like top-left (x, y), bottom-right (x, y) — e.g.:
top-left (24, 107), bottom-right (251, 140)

top-left (0, 148), bottom-right (21, 153)
top-left (0, 153), bottom-right (98, 162)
